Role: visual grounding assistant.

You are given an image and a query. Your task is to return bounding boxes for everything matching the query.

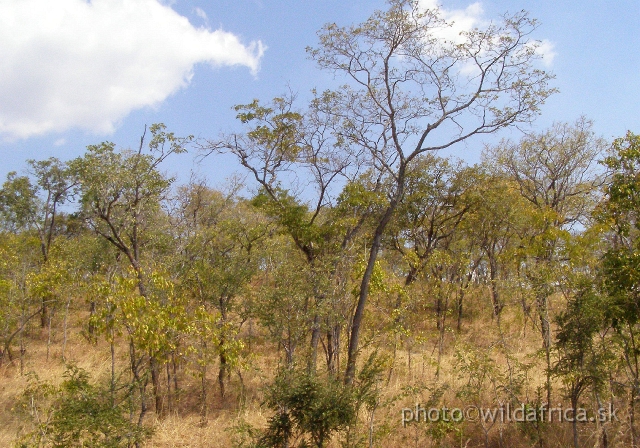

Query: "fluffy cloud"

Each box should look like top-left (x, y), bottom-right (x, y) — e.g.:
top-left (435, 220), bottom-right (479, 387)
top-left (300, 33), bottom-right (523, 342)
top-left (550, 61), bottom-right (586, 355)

top-left (0, 0), bottom-right (265, 139)
top-left (536, 39), bottom-right (557, 67)
top-left (418, 0), bottom-right (486, 43)
top-left (417, 0), bottom-right (555, 66)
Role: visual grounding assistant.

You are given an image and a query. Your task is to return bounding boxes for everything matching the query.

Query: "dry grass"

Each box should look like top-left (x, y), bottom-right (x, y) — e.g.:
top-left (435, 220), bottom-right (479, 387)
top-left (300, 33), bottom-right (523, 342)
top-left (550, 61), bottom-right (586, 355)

top-left (0, 289), bottom-right (630, 447)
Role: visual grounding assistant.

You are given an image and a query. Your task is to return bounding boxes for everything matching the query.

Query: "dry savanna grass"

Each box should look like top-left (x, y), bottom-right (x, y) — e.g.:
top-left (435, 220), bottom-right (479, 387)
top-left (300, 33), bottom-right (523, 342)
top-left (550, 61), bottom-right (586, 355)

top-left (0, 288), bottom-right (631, 447)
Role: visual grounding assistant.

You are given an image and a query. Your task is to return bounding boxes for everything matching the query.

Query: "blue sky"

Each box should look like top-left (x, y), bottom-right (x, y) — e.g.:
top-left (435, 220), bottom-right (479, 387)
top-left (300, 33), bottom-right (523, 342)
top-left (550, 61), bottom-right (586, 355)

top-left (1, 0), bottom-right (638, 190)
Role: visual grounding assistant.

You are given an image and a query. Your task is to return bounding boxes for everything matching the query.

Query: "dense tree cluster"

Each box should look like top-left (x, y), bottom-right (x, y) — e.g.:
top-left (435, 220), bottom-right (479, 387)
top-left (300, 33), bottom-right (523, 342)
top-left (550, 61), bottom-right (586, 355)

top-left (1, 1), bottom-right (637, 447)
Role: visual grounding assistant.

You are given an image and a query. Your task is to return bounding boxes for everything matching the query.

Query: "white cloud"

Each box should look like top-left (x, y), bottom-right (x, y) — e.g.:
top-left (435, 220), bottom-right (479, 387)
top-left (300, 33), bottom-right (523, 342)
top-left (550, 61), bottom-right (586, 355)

top-left (535, 39), bottom-right (557, 67)
top-left (417, 1), bottom-right (555, 66)
top-left (0, 0), bottom-right (265, 139)
top-left (418, 0), bottom-right (486, 44)
top-left (194, 7), bottom-right (208, 23)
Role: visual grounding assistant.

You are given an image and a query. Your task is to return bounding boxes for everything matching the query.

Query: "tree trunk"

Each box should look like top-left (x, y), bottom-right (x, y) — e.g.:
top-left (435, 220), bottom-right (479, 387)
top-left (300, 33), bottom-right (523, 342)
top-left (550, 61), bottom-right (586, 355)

top-left (631, 387), bottom-right (638, 448)
top-left (456, 288), bottom-right (464, 332)
top-left (309, 314), bottom-right (320, 374)
top-left (199, 338), bottom-right (208, 426)
top-left (219, 350), bottom-right (227, 400)
top-left (166, 362), bottom-right (173, 413)
top-left (345, 231), bottom-right (383, 385)
top-left (40, 297), bottom-right (48, 329)
top-left (130, 341), bottom-right (148, 427)
top-left (150, 355), bottom-right (163, 417)
top-left (571, 392), bottom-right (579, 448)
top-left (489, 256), bottom-right (504, 319)
top-left (538, 294), bottom-right (552, 406)
top-left (61, 296), bottom-right (71, 361)
top-left (346, 197), bottom-right (401, 384)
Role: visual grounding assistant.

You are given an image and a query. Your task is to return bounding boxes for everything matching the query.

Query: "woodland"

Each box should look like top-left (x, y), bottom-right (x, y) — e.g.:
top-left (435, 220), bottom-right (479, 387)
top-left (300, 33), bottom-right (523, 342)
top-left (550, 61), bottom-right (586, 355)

top-left (1, 1), bottom-right (639, 447)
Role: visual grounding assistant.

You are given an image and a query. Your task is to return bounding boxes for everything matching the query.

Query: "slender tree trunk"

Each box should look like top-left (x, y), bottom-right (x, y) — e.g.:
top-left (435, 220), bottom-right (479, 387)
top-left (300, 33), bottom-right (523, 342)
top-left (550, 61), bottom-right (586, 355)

top-left (150, 355), bottom-right (163, 417)
top-left (631, 386), bottom-right (638, 448)
top-left (594, 392), bottom-right (608, 448)
top-left (19, 303), bottom-right (26, 376)
top-left (369, 403), bottom-right (377, 448)
top-left (200, 363), bottom-right (208, 426)
top-left (345, 231), bottom-right (383, 385)
top-left (88, 300), bottom-right (96, 337)
top-left (435, 286), bottom-right (449, 381)
top-left (538, 294), bottom-right (552, 406)
top-left (346, 214), bottom-right (397, 383)
top-left (333, 324), bottom-right (340, 374)
top-left (46, 311), bottom-right (52, 362)
top-left (219, 350), bottom-right (227, 400)
top-left (40, 297), bottom-right (48, 329)
top-left (130, 340), bottom-right (148, 427)
top-left (199, 338), bottom-right (208, 426)
top-left (110, 339), bottom-right (116, 407)
top-left (571, 391), bottom-right (579, 448)
top-left (309, 314), bottom-right (320, 373)
top-left (172, 353), bottom-right (179, 394)
top-left (166, 362), bottom-right (173, 414)
top-left (489, 256), bottom-right (503, 319)
top-left (326, 327), bottom-right (337, 375)
top-left (345, 167), bottom-right (405, 384)
top-left (61, 296), bottom-right (71, 361)
top-left (457, 288), bottom-right (464, 332)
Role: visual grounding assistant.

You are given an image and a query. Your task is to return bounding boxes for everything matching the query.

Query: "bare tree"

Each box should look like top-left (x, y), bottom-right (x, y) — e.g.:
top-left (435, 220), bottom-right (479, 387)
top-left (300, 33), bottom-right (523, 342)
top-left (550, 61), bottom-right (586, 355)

top-left (306, 0), bottom-right (555, 384)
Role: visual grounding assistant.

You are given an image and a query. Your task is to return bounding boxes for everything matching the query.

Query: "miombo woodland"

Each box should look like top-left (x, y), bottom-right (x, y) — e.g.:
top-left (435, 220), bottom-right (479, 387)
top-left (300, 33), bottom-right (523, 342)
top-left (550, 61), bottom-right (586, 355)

top-left (1, 1), bottom-right (639, 447)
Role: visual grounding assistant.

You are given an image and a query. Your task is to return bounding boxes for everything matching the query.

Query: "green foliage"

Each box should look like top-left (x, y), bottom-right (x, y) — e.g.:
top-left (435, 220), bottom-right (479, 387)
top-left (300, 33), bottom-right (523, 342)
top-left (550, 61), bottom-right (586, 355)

top-left (234, 98), bottom-right (304, 162)
top-left (26, 258), bottom-right (71, 307)
top-left (70, 123), bottom-right (189, 270)
top-left (14, 366), bottom-right (150, 447)
top-left (351, 258), bottom-right (388, 297)
top-left (89, 269), bottom-right (189, 361)
top-left (598, 132), bottom-right (640, 326)
top-left (252, 244), bottom-right (314, 364)
top-left (252, 187), bottom-right (319, 249)
top-left (252, 353), bottom-right (385, 448)
top-left (257, 369), bottom-right (356, 448)
top-left (0, 172), bottom-right (38, 231)
top-left (553, 279), bottom-right (609, 397)
top-left (0, 157), bottom-right (74, 265)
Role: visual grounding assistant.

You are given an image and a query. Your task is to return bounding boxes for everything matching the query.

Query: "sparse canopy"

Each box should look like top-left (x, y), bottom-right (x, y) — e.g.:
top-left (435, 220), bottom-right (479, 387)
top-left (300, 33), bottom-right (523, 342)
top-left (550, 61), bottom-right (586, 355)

top-left (307, 0), bottom-right (555, 383)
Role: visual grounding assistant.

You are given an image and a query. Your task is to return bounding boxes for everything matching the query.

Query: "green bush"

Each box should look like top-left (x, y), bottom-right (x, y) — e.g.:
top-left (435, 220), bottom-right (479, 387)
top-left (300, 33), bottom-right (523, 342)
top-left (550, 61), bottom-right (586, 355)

top-left (14, 365), bottom-right (150, 448)
top-left (256, 369), bottom-right (356, 448)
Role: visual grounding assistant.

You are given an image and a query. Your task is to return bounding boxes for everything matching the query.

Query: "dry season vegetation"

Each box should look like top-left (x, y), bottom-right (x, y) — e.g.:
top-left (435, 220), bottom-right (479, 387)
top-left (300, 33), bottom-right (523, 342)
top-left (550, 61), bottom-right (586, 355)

top-left (1, 1), bottom-right (640, 447)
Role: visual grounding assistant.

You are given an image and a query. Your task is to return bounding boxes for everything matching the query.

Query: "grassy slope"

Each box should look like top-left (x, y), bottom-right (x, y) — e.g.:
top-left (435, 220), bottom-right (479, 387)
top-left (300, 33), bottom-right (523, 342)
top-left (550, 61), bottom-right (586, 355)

top-left (0, 288), bottom-right (626, 447)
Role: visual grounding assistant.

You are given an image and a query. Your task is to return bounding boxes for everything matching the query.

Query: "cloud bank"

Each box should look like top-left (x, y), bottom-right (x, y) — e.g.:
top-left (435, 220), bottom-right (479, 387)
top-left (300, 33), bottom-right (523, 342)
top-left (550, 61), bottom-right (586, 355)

top-left (0, 0), bottom-right (265, 139)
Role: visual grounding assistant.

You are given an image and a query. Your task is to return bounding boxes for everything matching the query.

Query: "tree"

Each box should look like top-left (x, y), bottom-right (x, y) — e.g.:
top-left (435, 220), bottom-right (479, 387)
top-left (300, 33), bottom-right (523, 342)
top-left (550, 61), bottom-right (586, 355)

top-left (464, 170), bottom-right (536, 322)
top-left (384, 155), bottom-right (477, 376)
top-left (387, 155), bottom-right (475, 297)
top-left (172, 183), bottom-right (264, 408)
top-left (553, 279), bottom-right (610, 448)
top-left (307, 0), bottom-right (554, 383)
top-left (71, 124), bottom-right (191, 419)
top-left (71, 124), bottom-right (189, 298)
top-left (484, 117), bottom-right (605, 230)
top-left (0, 232), bottom-right (41, 369)
top-left (0, 158), bottom-right (74, 327)
top-left (483, 117), bottom-right (606, 405)
top-left (597, 132), bottom-right (640, 447)
top-left (257, 369), bottom-right (356, 448)
top-left (203, 94), bottom-right (366, 373)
